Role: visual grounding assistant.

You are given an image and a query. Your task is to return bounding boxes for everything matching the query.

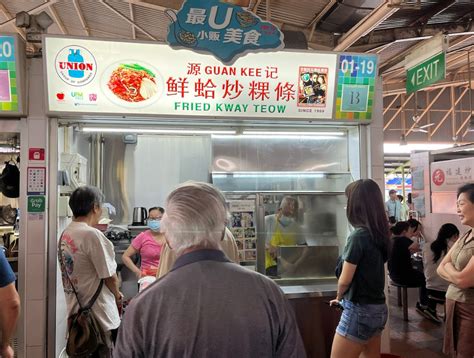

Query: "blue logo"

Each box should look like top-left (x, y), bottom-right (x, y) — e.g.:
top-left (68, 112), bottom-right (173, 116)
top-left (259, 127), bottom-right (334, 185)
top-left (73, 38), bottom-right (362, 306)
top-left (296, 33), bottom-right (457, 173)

top-left (166, 0), bottom-right (284, 64)
top-left (55, 46), bottom-right (97, 87)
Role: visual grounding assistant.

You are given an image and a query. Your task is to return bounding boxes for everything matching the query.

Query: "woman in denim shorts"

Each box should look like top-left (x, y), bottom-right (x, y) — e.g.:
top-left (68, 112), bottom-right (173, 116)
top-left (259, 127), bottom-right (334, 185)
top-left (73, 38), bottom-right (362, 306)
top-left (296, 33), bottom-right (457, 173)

top-left (330, 179), bottom-right (390, 358)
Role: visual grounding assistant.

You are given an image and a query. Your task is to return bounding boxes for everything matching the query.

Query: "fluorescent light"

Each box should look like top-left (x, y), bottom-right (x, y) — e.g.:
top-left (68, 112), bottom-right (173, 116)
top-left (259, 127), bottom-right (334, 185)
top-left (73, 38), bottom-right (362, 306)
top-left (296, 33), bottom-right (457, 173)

top-left (81, 127), bottom-right (236, 135)
top-left (242, 131), bottom-right (344, 136)
top-left (214, 171), bottom-right (325, 178)
top-left (384, 143), bottom-right (454, 154)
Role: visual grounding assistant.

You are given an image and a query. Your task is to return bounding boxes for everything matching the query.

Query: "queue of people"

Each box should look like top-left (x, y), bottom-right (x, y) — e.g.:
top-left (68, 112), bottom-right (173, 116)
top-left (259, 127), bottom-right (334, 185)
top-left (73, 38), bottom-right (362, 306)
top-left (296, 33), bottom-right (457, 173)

top-left (43, 181), bottom-right (473, 358)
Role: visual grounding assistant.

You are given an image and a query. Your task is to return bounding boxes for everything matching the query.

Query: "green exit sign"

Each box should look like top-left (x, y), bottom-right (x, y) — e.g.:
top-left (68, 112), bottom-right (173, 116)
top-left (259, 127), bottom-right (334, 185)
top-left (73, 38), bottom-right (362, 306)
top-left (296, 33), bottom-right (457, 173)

top-left (406, 52), bottom-right (445, 94)
top-left (28, 196), bottom-right (45, 213)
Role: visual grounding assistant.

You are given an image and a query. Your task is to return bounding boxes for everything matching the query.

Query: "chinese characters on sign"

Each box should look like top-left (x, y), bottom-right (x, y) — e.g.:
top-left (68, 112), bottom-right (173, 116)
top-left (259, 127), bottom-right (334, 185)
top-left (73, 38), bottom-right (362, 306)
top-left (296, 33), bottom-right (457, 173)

top-left (166, 0), bottom-right (284, 64)
top-left (431, 158), bottom-right (474, 192)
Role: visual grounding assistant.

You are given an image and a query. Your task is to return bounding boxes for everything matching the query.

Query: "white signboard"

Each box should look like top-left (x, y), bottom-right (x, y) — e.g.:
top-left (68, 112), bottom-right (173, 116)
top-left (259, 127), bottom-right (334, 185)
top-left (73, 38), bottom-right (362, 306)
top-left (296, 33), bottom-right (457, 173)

top-left (431, 158), bottom-right (474, 192)
top-left (43, 36), bottom-right (337, 119)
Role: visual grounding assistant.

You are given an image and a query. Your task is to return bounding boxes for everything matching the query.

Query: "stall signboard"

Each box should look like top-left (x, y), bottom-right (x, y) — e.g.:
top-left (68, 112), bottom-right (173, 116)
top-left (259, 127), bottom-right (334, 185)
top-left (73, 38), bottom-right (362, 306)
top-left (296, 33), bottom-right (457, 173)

top-left (431, 158), bottom-right (474, 192)
top-left (44, 36), bottom-right (343, 119)
top-left (0, 34), bottom-right (25, 117)
top-left (166, 0), bottom-right (284, 64)
top-left (335, 54), bottom-right (378, 120)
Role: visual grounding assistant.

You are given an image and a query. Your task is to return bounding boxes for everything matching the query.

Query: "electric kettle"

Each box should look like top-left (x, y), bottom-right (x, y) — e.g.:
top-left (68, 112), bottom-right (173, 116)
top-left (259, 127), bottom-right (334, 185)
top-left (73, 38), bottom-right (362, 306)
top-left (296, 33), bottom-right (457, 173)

top-left (132, 207), bottom-right (147, 226)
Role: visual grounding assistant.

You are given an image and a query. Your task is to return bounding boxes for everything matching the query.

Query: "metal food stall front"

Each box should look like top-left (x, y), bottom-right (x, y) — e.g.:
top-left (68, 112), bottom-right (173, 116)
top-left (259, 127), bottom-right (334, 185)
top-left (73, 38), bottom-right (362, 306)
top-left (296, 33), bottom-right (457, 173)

top-left (41, 34), bottom-right (384, 358)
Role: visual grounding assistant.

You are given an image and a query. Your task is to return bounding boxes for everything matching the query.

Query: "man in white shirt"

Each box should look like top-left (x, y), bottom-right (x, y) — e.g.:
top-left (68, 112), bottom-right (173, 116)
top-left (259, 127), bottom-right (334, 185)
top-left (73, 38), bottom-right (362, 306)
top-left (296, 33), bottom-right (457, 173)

top-left (58, 186), bottom-right (122, 357)
top-left (385, 189), bottom-right (401, 224)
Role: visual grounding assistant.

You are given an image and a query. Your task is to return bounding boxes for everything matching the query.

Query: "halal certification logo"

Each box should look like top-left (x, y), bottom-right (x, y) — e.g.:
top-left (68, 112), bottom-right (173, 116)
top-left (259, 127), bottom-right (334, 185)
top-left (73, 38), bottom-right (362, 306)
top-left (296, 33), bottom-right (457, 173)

top-left (55, 45), bottom-right (97, 87)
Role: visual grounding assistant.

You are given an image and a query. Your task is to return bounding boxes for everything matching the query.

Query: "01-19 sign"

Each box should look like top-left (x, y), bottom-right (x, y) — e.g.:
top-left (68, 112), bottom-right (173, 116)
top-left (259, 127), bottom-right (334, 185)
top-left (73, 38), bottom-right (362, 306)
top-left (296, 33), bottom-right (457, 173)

top-left (335, 54), bottom-right (378, 120)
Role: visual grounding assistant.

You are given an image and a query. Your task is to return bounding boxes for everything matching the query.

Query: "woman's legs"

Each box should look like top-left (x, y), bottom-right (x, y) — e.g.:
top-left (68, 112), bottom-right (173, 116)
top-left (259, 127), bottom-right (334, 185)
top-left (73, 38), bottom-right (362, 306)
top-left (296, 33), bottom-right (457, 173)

top-left (330, 333), bottom-right (364, 358)
top-left (361, 335), bottom-right (382, 358)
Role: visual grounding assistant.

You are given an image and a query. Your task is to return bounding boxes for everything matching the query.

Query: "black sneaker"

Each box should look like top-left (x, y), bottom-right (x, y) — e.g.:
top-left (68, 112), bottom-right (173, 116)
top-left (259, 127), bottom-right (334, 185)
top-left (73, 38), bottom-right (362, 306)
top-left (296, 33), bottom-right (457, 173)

top-left (425, 308), bottom-right (442, 324)
top-left (416, 303), bottom-right (441, 323)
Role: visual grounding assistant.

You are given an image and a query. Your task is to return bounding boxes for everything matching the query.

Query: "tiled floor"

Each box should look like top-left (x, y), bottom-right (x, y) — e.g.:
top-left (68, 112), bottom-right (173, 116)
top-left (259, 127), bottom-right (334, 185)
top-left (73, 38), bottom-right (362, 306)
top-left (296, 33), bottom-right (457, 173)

top-left (388, 286), bottom-right (446, 358)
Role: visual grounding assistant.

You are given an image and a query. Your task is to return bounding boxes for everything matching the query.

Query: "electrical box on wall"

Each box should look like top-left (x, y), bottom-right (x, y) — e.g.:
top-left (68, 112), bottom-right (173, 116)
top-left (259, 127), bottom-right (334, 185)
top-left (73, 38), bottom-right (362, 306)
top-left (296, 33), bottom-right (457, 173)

top-left (59, 153), bottom-right (88, 194)
top-left (57, 195), bottom-right (72, 217)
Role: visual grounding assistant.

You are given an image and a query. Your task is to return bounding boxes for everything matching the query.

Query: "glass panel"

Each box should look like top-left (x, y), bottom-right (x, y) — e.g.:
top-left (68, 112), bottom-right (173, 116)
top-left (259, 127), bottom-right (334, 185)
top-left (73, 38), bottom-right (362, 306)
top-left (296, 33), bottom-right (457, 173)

top-left (213, 172), bottom-right (353, 192)
top-left (257, 193), bottom-right (348, 283)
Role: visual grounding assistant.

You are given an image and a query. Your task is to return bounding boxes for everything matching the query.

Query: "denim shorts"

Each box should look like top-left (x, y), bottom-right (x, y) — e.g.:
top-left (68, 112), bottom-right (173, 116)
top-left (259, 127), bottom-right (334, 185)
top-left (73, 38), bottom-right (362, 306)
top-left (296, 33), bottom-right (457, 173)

top-left (335, 300), bottom-right (388, 344)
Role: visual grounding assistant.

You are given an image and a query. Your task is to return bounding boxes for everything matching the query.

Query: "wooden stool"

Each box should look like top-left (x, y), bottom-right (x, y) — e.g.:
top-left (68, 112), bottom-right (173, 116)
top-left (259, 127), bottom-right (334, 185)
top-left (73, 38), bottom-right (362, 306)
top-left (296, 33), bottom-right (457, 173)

top-left (389, 281), bottom-right (421, 321)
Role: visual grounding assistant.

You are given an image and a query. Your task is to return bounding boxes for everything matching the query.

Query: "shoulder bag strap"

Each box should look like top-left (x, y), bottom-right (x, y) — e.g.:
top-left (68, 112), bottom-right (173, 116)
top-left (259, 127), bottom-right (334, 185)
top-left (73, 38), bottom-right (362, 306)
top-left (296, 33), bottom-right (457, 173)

top-left (58, 232), bottom-right (104, 311)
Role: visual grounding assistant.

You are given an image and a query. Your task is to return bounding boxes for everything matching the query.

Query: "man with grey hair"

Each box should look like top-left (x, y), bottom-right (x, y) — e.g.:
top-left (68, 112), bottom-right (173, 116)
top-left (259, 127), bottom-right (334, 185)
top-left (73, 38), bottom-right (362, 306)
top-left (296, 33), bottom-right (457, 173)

top-left (114, 182), bottom-right (306, 358)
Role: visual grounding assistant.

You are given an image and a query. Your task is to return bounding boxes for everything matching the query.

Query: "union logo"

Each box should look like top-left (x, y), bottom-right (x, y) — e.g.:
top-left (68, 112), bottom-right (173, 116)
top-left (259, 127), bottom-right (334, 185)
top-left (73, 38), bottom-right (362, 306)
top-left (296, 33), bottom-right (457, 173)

top-left (54, 45), bottom-right (97, 87)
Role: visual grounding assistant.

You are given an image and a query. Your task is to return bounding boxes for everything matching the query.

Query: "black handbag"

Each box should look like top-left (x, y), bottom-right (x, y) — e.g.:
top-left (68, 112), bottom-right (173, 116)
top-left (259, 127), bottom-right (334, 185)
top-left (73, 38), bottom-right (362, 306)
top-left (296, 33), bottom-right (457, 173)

top-left (59, 240), bottom-right (106, 357)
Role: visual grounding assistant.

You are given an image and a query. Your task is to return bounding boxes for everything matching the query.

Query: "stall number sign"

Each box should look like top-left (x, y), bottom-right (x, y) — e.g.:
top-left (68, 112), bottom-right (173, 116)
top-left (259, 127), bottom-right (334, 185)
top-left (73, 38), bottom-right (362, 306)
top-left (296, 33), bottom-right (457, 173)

top-left (0, 36), bottom-right (18, 112)
top-left (27, 167), bottom-right (46, 195)
top-left (335, 54), bottom-right (377, 120)
top-left (28, 196), bottom-right (45, 213)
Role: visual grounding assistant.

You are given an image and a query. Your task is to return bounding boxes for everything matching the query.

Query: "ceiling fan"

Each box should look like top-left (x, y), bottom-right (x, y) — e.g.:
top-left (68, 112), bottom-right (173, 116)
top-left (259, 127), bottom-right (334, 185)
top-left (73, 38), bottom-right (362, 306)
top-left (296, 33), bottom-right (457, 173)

top-left (389, 92), bottom-right (435, 133)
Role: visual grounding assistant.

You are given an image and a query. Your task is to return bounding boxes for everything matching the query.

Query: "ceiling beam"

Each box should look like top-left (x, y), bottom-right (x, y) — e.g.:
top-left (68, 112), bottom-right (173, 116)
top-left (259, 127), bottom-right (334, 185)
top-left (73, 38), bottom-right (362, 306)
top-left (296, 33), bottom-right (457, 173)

top-left (408, 0), bottom-right (455, 27)
top-left (266, 0), bottom-right (271, 21)
top-left (99, 0), bottom-right (157, 40)
top-left (430, 87), bottom-right (469, 135)
top-left (72, 0), bottom-right (89, 36)
top-left (384, 93), bottom-right (414, 131)
top-left (0, 2), bottom-right (27, 40)
top-left (128, 1), bottom-right (136, 39)
top-left (0, 0), bottom-right (58, 29)
top-left (251, 0), bottom-right (262, 13)
top-left (406, 87), bottom-right (446, 136)
top-left (333, 1), bottom-right (398, 51)
top-left (126, 0), bottom-right (174, 12)
top-left (306, 0), bottom-right (336, 42)
top-left (47, 3), bottom-right (67, 35)
top-left (383, 94), bottom-right (400, 115)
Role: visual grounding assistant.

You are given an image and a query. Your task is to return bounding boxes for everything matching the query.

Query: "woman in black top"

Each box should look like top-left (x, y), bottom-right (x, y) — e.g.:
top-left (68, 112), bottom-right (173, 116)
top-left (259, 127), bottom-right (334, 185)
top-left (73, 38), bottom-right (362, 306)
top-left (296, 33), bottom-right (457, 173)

top-left (388, 221), bottom-right (439, 322)
top-left (330, 179), bottom-right (390, 358)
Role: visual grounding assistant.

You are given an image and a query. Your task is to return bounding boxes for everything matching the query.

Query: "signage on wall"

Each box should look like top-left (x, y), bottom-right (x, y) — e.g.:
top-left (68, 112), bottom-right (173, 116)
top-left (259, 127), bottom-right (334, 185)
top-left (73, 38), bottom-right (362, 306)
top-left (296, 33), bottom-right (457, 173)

top-left (44, 36), bottom-right (343, 120)
top-left (27, 166), bottom-right (46, 195)
top-left (29, 148), bottom-right (45, 161)
top-left (165, 0), bottom-right (284, 65)
top-left (335, 54), bottom-right (378, 120)
top-left (431, 158), bottom-right (474, 192)
top-left (0, 34), bottom-right (25, 116)
top-left (27, 195), bottom-right (46, 213)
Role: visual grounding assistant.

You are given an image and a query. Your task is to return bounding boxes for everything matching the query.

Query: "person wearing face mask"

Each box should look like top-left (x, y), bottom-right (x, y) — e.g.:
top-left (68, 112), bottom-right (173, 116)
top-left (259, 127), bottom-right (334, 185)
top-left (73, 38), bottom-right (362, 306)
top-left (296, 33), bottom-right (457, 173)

top-left (264, 196), bottom-right (304, 276)
top-left (122, 207), bottom-right (165, 279)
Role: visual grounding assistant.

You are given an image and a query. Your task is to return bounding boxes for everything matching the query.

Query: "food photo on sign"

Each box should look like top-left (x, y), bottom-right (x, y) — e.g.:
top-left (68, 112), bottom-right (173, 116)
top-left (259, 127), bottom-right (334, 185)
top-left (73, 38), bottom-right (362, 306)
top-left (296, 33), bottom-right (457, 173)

top-left (165, 0), bottom-right (284, 64)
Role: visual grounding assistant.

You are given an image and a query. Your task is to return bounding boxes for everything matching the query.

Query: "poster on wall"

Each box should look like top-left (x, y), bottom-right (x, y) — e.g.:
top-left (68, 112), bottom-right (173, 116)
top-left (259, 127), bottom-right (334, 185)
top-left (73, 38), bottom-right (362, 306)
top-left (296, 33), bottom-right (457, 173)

top-left (335, 54), bottom-right (378, 120)
top-left (43, 36), bottom-right (343, 120)
top-left (228, 199), bottom-right (256, 267)
top-left (0, 34), bottom-right (25, 117)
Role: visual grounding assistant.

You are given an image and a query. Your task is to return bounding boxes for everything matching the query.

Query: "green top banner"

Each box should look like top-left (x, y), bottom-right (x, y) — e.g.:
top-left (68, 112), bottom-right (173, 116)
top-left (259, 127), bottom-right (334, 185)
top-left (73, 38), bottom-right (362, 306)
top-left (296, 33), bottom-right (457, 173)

top-left (406, 52), bottom-right (445, 94)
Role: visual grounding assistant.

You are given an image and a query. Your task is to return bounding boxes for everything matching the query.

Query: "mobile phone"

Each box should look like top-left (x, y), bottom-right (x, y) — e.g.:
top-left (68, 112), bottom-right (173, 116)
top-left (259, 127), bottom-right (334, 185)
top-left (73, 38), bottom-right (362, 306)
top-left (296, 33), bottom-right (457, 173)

top-left (324, 301), bottom-right (344, 310)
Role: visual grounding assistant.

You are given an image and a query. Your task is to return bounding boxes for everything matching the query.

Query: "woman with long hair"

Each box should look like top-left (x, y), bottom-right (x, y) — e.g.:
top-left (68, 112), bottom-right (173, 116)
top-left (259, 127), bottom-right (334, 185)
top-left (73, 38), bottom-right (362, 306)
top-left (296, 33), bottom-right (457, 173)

top-left (423, 223), bottom-right (459, 321)
top-left (330, 179), bottom-right (390, 358)
top-left (437, 184), bottom-right (474, 358)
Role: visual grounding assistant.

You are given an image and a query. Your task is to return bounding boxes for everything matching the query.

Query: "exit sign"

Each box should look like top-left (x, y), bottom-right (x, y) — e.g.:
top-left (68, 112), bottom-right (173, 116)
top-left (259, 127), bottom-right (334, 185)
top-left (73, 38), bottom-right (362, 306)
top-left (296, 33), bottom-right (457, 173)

top-left (406, 52), bottom-right (445, 94)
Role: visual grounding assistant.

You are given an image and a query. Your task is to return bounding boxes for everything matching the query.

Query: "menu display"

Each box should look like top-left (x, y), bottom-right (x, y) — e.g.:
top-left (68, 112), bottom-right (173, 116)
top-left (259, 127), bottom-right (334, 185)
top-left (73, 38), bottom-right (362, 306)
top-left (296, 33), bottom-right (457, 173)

top-left (228, 199), bottom-right (256, 266)
top-left (0, 35), bottom-right (24, 116)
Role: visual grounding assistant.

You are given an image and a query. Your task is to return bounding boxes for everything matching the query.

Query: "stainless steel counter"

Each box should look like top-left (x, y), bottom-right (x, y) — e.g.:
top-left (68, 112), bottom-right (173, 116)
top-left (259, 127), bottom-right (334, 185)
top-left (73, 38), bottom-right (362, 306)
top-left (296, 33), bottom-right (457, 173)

top-left (280, 284), bottom-right (337, 299)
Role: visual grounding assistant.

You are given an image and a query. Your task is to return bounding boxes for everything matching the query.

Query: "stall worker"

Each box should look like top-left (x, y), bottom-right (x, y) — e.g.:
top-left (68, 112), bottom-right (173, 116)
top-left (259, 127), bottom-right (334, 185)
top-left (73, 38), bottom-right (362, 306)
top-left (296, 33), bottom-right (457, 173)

top-left (438, 184), bottom-right (474, 358)
top-left (114, 182), bottom-right (306, 357)
top-left (265, 196), bottom-right (304, 276)
top-left (122, 207), bottom-right (165, 279)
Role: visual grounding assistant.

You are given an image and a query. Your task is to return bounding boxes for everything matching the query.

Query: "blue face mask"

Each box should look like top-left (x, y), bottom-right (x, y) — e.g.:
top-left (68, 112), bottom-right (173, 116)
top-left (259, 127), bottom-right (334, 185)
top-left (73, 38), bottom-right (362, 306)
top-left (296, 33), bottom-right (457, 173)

top-left (279, 215), bottom-right (294, 227)
top-left (148, 219), bottom-right (161, 232)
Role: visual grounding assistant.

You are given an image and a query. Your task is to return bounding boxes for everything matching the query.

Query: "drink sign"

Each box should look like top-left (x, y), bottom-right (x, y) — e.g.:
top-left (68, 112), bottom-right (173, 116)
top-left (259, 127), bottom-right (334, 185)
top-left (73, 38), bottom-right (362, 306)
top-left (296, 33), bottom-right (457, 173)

top-left (165, 0), bottom-right (284, 65)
